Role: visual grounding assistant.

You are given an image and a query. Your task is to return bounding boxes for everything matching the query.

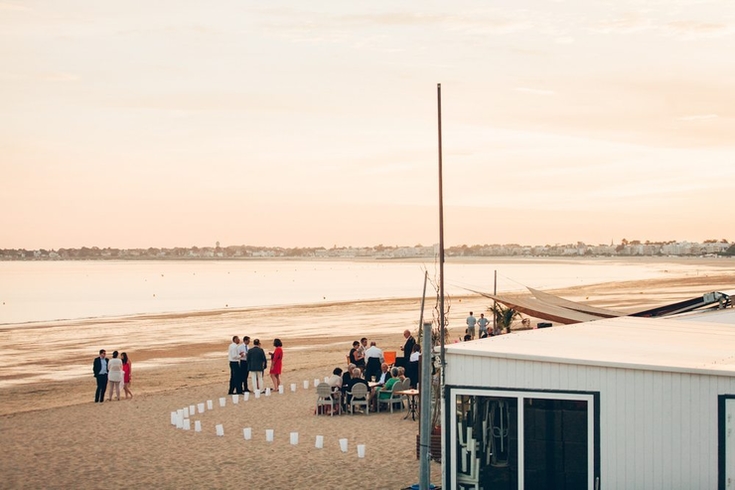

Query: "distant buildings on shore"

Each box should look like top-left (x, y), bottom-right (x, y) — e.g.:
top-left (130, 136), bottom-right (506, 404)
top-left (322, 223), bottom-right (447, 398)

top-left (1, 239), bottom-right (733, 260)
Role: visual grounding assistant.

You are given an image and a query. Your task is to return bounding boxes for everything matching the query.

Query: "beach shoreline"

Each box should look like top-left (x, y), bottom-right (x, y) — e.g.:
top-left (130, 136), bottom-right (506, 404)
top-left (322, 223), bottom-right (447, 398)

top-left (1, 272), bottom-right (734, 488)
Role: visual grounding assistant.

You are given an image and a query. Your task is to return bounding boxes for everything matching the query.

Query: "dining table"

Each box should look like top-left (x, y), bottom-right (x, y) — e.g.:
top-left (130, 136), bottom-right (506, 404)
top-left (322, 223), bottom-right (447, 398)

top-left (395, 388), bottom-right (419, 420)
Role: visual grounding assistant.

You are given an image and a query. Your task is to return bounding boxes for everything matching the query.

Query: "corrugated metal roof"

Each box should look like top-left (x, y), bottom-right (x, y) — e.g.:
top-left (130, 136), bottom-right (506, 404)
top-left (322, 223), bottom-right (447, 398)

top-left (445, 315), bottom-right (735, 376)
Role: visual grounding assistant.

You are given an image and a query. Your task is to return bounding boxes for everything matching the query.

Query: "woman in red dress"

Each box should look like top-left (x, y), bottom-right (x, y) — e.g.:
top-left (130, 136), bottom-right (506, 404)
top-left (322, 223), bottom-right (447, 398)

top-left (121, 352), bottom-right (133, 399)
top-left (269, 339), bottom-right (283, 390)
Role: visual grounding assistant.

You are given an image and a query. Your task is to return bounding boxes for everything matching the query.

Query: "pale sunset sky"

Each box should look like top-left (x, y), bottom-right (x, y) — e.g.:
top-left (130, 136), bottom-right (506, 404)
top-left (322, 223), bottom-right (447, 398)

top-left (1, 1), bottom-right (733, 249)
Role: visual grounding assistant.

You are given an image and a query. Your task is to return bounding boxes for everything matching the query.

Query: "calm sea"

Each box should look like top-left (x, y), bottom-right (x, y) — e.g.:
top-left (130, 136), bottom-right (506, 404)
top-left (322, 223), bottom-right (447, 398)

top-left (0, 257), bottom-right (726, 325)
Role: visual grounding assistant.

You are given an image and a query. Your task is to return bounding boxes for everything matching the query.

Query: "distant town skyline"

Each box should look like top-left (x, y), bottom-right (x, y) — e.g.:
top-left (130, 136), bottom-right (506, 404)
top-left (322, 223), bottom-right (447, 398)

top-left (2, 1), bottom-right (733, 249)
top-left (2, 238), bottom-right (732, 261)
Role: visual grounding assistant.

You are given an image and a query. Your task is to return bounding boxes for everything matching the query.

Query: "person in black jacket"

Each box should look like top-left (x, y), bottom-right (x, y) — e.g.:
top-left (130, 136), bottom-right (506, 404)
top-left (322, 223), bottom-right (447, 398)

top-left (398, 330), bottom-right (415, 368)
top-left (246, 339), bottom-right (267, 392)
top-left (93, 349), bottom-right (108, 403)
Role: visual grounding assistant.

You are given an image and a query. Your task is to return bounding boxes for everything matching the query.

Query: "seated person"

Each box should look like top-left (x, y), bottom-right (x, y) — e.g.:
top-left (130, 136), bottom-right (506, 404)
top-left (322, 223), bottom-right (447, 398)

top-left (348, 341), bottom-right (363, 368)
top-left (345, 368), bottom-right (370, 408)
top-left (328, 367), bottom-right (343, 390)
top-left (375, 362), bottom-right (392, 386)
top-left (341, 363), bottom-right (356, 410)
top-left (375, 367), bottom-right (400, 410)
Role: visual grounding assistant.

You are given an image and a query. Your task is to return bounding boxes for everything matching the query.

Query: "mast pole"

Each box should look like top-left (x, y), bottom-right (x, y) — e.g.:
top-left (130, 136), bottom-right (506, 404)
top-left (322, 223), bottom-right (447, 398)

top-left (437, 83), bottom-right (445, 386)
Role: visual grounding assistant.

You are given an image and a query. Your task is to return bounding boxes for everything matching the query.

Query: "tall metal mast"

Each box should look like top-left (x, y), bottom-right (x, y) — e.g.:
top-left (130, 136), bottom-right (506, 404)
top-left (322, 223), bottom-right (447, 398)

top-left (437, 83), bottom-right (445, 385)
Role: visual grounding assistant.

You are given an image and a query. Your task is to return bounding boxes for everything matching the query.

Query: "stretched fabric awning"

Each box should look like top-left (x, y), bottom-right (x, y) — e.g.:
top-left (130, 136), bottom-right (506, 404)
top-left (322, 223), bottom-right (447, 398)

top-left (468, 289), bottom-right (604, 325)
top-left (527, 287), bottom-right (628, 318)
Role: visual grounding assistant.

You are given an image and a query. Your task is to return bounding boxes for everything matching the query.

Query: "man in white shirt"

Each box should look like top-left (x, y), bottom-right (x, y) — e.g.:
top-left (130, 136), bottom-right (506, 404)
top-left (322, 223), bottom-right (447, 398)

top-left (228, 336), bottom-right (243, 395)
top-left (376, 362), bottom-right (392, 385)
top-left (364, 341), bottom-right (384, 382)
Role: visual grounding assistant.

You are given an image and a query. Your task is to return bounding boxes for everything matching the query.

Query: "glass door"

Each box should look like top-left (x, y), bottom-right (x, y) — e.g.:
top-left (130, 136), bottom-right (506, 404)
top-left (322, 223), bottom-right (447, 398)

top-left (523, 398), bottom-right (589, 489)
top-left (451, 390), bottom-right (597, 490)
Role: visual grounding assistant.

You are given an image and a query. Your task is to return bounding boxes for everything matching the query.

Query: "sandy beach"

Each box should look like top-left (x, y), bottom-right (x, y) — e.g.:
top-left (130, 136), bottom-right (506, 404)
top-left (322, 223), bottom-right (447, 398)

top-left (1, 271), bottom-right (734, 489)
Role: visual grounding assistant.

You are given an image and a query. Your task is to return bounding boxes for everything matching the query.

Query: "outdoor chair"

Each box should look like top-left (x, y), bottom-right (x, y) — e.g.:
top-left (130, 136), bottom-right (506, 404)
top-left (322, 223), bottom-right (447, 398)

top-left (457, 439), bottom-right (480, 490)
top-left (377, 380), bottom-right (405, 413)
top-left (316, 382), bottom-right (339, 416)
top-left (348, 383), bottom-right (369, 415)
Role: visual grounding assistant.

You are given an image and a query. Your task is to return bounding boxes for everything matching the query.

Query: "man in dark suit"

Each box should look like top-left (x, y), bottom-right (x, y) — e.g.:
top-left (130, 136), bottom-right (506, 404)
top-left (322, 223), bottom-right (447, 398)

top-left (246, 339), bottom-right (267, 392)
top-left (93, 349), bottom-right (108, 403)
top-left (398, 329), bottom-right (415, 368)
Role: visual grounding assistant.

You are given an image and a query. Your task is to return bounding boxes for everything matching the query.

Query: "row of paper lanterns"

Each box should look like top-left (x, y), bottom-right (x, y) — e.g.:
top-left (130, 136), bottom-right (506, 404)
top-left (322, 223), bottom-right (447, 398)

top-left (171, 377), bottom-right (333, 422)
top-left (169, 378), bottom-right (367, 458)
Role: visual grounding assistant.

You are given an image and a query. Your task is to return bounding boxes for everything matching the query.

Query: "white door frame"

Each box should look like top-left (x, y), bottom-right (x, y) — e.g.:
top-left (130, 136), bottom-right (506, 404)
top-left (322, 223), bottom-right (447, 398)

top-left (449, 388), bottom-right (596, 489)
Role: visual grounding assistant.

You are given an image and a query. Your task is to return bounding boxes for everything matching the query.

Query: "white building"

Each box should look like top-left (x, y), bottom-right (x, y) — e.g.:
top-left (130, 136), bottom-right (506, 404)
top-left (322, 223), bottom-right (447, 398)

top-left (443, 313), bottom-right (735, 489)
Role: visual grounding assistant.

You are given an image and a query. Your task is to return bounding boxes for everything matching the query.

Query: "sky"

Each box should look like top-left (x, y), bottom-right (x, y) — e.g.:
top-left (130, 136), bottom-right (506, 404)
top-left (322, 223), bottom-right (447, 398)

top-left (1, 0), bottom-right (734, 249)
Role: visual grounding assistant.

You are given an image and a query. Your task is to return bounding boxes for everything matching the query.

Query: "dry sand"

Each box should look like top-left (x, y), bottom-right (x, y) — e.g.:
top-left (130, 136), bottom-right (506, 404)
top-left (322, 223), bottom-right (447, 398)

top-left (1, 271), bottom-right (734, 489)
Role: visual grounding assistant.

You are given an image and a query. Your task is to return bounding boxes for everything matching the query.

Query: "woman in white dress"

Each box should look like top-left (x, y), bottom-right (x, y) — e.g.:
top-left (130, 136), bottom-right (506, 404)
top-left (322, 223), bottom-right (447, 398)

top-left (107, 350), bottom-right (124, 401)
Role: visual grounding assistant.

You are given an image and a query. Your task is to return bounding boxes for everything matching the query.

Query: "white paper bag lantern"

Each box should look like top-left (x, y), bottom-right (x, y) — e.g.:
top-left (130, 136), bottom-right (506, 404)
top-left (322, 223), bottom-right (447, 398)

top-left (183, 419), bottom-right (191, 430)
top-left (194, 420), bottom-right (202, 432)
top-left (183, 407), bottom-right (189, 418)
top-left (219, 397), bottom-right (226, 407)
top-left (189, 404), bottom-right (196, 415)
top-left (265, 429), bottom-right (274, 442)
top-left (198, 403), bottom-right (205, 414)
top-left (265, 388), bottom-right (271, 397)
top-left (243, 427), bottom-right (252, 440)
top-left (254, 390), bottom-right (261, 399)
top-left (232, 394), bottom-right (239, 404)
top-left (243, 392), bottom-right (250, 401)
top-left (315, 435), bottom-right (324, 449)
top-left (278, 385), bottom-right (284, 394)
top-left (170, 412), bottom-right (177, 425)
top-left (290, 432), bottom-right (299, 445)
top-left (290, 383), bottom-right (296, 392)
top-left (357, 444), bottom-right (366, 458)
top-left (215, 424), bottom-right (224, 436)
top-left (303, 380), bottom-right (309, 389)
top-left (207, 400), bottom-right (213, 410)
top-left (339, 438), bottom-right (348, 453)
top-left (313, 378), bottom-right (319, 387)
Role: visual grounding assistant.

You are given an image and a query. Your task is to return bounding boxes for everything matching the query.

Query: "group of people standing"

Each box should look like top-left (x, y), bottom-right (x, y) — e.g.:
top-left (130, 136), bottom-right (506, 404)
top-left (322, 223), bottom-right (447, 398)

top-left (465, 311), bottom-right (494, 340)
top-left (227, 336), bottom-right (283, 395)
top-left (93, 349), bottom-right (133, 402)
top-left (346, 329), bottom-right (421, 388)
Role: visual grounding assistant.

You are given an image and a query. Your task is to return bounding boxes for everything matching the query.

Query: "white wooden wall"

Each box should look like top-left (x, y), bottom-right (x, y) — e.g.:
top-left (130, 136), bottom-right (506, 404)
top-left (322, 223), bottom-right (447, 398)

top-left (445, 353), bottom-right (735, 489)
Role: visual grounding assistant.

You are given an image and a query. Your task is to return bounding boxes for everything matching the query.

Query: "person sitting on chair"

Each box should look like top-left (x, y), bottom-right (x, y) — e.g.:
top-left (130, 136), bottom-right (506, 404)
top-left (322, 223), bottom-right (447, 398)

top-left (375, 367), bottom-right (400, 411)
top-left (340, 364), bottom-right (355, 411)
top-left (345, 367), bottom-right (369, 410)
top-left (375, 362), bottom-right (392, 386)
top-left (328, 367), bottom-right (343, 390)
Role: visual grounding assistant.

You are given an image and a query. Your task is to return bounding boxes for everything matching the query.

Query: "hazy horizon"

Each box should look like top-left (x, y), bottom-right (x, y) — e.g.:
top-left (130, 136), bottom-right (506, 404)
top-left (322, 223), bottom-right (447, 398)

top-left (2, 1), bottom-right (734, 250)
top-left (2, 237), bottom-right (732, 252)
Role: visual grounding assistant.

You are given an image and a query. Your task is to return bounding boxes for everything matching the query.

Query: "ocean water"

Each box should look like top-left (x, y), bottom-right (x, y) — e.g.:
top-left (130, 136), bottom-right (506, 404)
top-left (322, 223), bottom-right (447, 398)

top-left (0, 257), bottom-right (725, 325)
top-left (1, 257), bottom-right (731, 388)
